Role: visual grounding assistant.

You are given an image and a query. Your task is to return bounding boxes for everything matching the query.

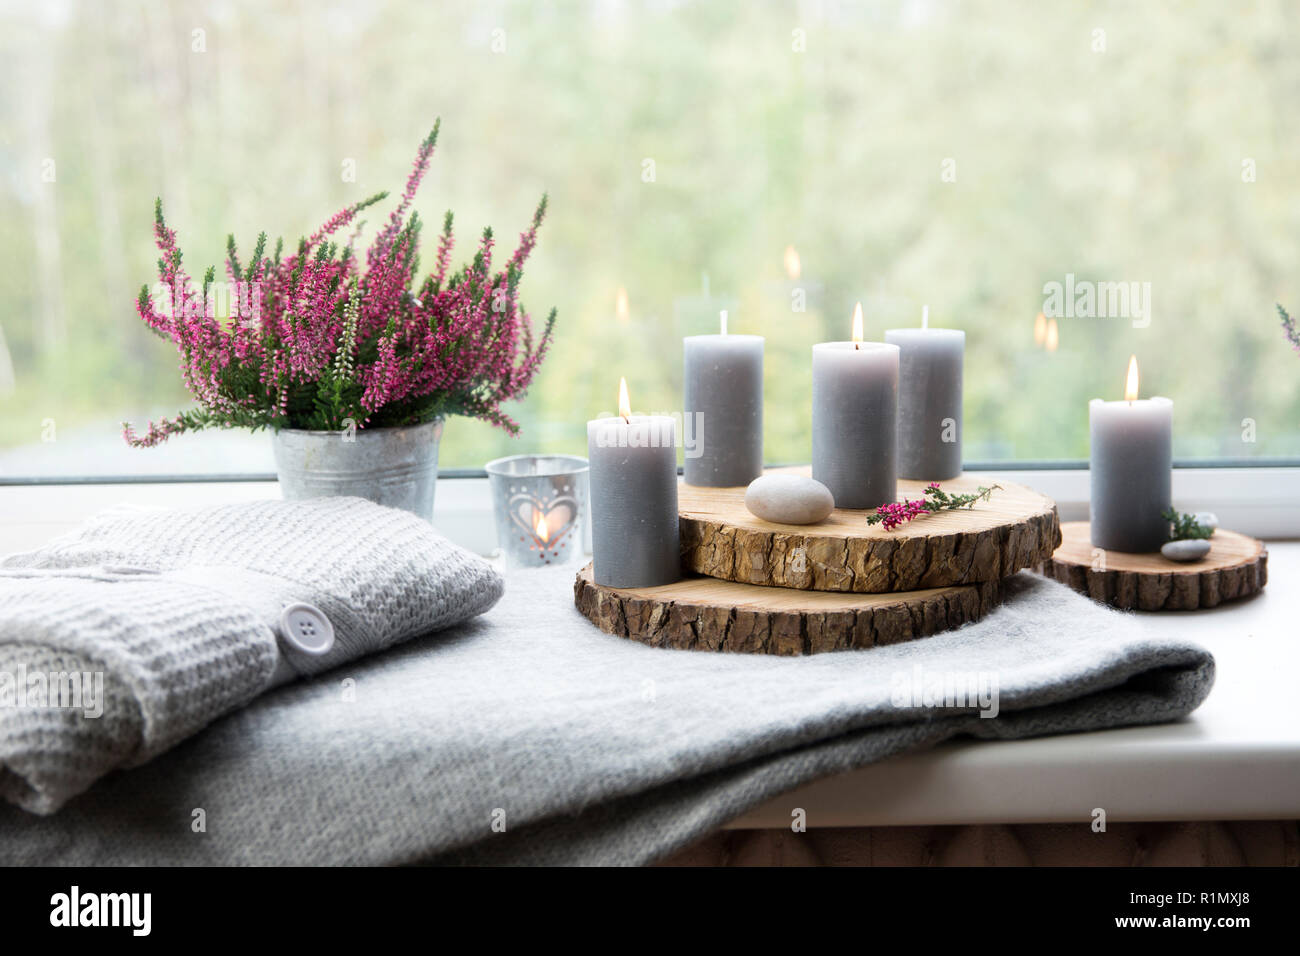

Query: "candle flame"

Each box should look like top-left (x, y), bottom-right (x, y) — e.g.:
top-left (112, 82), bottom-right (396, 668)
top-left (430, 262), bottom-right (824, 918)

top-left (615, 286), bottom-right (630, 324)
top-left (533, 509), bottom-right (549, 544)
top-left (720, 309), bottom-right (728, 335)
top-left (1045, 317), bottom-right (1059, 352)
top-left (783, 245), bottom-right (802, 280)
top-left (851, 301), bottom-right (864, 347)
top-left (1034, 311), bottom-right (1047, 346)
top-left (1124, 354), bottom-right (1139, 401)
top-left (618, 376), bottom-right (631, 422)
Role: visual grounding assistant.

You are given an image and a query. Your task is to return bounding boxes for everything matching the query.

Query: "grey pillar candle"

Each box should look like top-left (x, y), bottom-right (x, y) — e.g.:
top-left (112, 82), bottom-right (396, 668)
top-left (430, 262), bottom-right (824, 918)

top-left (683, 313), bottom-right (764, 487)
top-left (811, 328), bottom-right (899, 510)
top-left (1089, 358), bottom-right (1172, 553)
top-left (885, 312), bottom-right (964, 481)
top-left (587, 404), bottom-right (680, 588)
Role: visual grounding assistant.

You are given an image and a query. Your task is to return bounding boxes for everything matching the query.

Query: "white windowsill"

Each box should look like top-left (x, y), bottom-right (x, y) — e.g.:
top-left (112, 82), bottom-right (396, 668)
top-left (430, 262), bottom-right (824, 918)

top-left (733, 539), bottom-right (1300, 828)
top-left (0, 477), bottom-right (500, 557)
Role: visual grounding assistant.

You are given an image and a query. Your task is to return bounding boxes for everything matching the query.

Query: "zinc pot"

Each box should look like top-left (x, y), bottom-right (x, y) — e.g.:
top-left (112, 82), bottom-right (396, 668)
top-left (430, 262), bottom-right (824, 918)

top-left (271, 419), bottom-right (444, 522)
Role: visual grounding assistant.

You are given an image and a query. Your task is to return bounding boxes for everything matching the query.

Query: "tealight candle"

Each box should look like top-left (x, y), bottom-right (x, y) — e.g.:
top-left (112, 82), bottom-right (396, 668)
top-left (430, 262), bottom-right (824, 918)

top-left (885, 305), bottom-right (965, 480)
top-left (683, 310), bottom-right (764, 487)
top-left (1089, 355), bottom-right (1172, 553)
top-left (812, 302), bottom-right (899, 510)
top-left (586, 377), bottom-right (681, 587)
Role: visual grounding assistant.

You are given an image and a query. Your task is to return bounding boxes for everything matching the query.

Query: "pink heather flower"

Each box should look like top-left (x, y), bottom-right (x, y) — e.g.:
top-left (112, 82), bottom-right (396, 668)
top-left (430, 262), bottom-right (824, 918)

top-left (874, 499), bottom-right (930, 531)
top-left (431, 219), bottom-right (455, 289)
top-left (367, 122), bottom-right (440, 274)
top-left (123, 416), bottom-right (187, 448)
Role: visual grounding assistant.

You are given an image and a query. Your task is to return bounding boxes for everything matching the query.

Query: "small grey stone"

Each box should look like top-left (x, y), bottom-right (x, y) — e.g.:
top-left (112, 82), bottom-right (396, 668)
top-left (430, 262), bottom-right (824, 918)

top-left (1193, 512), bottom-right (1219, 533)
top-left (1161, 539), bottom-right (1211, 562)
top-left (745, 474), bottom-right (835, 525)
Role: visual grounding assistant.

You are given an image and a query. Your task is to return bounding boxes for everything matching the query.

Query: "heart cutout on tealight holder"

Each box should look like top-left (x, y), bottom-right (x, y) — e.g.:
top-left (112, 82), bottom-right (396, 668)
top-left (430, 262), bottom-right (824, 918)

top-left (509, 493), bottom-right (578, 560)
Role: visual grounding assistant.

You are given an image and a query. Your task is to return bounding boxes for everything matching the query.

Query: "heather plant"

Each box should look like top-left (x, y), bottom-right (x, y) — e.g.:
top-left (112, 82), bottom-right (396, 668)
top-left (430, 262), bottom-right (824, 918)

top-left (1280, 304), bottom-right (1300, 355)
top-left (124, 120), bottom-right (555, 447)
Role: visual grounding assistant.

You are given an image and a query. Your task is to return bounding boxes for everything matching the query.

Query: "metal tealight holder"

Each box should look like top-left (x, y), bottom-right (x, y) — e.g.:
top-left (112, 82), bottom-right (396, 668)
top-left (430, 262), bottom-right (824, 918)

top-left (484, 454), bottom-right (590, 569)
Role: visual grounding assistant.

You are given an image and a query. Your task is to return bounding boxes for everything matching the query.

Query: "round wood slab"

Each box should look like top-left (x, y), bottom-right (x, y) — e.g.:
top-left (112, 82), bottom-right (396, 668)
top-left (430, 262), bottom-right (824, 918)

top-left (574, 564), bottom-right (1003, 655)
top-left (678, 467), bottom-right (1060, 594)
top-left (1041, 521), bottom-right (1267, 611)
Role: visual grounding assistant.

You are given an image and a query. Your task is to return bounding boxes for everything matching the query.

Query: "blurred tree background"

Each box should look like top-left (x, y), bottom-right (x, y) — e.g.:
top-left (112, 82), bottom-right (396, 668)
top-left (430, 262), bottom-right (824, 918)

top-left (1, 0), bottom-right (1297, 477)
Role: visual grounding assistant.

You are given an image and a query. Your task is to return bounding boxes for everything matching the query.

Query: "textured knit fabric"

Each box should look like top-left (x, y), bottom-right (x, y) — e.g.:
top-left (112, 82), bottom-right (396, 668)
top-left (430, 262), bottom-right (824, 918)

top-left (0, 497), bottom-right (503, 814)
top-left (0, 568), bottom-right (1213, 865)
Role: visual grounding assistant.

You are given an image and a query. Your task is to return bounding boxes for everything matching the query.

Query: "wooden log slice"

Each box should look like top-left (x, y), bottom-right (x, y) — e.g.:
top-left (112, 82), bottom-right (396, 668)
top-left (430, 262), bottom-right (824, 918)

top-left (574, 564), bottom-right (1004, 655)
top-left (1041, 521), bottom-right (1267, 611)
top-left (678, 467), bottom-right (1060, 593)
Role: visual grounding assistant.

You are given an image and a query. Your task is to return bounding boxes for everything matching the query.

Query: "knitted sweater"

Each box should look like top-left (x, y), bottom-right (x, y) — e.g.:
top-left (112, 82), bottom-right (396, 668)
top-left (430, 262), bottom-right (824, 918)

top-left (0, 497), bottom-right (503, 814)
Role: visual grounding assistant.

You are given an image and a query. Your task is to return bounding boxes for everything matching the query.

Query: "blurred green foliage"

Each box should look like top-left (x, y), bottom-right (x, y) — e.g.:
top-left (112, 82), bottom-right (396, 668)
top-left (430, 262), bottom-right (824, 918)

top-left (1, 0), bottom-right (1297, 474)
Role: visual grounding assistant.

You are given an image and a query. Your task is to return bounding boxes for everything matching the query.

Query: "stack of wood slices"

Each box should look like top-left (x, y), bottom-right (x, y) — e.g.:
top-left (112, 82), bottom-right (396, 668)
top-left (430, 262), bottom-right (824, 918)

top-left (575, 467), bottom-right (1062, 655)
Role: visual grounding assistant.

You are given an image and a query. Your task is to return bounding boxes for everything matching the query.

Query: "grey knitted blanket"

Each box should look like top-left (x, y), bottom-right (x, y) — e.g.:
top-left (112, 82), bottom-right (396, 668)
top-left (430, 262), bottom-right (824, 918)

top-left (0, 556), bottom-right (1212, 865)
top-left (0, 498), bottom-right (503, 815)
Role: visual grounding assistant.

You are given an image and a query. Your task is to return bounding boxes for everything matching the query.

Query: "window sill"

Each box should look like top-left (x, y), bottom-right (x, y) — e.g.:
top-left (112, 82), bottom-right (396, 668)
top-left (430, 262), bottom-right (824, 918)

top-left (727, 539), bottom-right (1300, 827)
top-left (3, 466), bottom-right (1297, 559)
top-left (2, 474), bottom-right (1295, 828)
top-left (0, 477), bottom-right (498, 556)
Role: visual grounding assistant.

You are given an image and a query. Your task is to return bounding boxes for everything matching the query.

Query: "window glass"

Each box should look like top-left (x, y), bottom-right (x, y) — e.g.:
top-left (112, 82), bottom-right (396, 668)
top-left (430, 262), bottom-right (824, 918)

top-left (1, 1), bottom-right (1297, 479)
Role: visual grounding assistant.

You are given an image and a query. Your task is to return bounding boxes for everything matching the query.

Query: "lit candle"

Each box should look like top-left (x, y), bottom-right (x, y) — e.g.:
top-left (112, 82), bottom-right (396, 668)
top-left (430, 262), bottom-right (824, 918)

top-left (587, 377), bottom-right (681, 586)
top-left (1089, 356), bottom-right (1173, 553)
top-left (885, 304), bottom-right (965, 480)
top-left (811, 302), bottom-right (899, 509)
top-left (783, 245), bottom-right (802, 280)
top-left (683, 310), bottom-right (764, 487)
top-left (531, 510), bottom-right (551, 551)
top-left (765, 245), bottom-right (823, 313)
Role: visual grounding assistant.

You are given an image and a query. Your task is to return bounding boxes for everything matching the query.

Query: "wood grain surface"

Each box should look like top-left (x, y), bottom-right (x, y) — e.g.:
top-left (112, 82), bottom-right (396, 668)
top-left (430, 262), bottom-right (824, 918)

top-left (1042, 521), bottom-right (1267, 610)
top-left (574, 563), bottom-right (1002, 654)
top-left (678, 467), bottom-right (1060, 593)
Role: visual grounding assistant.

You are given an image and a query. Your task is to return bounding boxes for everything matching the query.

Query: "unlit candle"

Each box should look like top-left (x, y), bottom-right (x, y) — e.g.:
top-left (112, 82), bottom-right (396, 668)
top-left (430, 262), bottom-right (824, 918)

top-left (885, 309), bottom-right (964, 480)
top-left (683, 312), bottom-right (764, 487)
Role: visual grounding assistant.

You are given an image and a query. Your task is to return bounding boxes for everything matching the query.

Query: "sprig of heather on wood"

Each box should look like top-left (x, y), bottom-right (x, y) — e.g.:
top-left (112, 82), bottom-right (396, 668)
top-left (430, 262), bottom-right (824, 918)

top-left (867, 482), bottom-right (1002, 531)
top-left (124, 119), bottom-right (556, 446)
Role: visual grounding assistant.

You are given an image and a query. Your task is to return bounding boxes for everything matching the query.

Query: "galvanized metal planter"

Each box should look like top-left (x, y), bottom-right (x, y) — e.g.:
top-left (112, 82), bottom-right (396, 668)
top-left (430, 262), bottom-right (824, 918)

top-left (272, 419), bottom-right (444, 522)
